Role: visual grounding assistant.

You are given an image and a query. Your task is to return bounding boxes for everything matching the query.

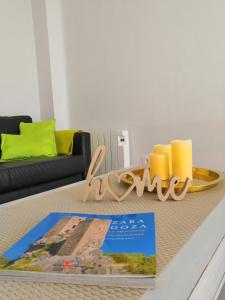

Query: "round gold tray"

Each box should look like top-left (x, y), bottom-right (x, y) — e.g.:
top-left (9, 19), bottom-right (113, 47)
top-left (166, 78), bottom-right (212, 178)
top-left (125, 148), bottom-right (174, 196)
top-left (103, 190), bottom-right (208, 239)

top-left (121, 167), bottom-right (224, 193)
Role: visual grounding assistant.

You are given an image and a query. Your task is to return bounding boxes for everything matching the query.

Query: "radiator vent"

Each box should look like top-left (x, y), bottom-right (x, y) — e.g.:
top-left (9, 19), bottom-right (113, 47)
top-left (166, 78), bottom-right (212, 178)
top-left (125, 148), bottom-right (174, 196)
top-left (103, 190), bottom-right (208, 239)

top-left (90, 130), bottom-right (130, 175)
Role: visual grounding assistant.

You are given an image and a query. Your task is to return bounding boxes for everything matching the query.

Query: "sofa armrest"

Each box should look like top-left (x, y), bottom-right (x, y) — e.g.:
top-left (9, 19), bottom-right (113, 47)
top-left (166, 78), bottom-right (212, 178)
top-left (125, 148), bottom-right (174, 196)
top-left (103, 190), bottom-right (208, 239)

top-left (73, 132), bottom-right (91, 179)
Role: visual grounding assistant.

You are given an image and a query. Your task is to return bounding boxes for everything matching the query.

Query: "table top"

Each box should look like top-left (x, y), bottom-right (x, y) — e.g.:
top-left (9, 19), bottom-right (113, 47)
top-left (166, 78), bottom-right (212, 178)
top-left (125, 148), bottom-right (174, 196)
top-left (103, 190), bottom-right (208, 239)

top-left (0, 177), bottom-right (225, 300)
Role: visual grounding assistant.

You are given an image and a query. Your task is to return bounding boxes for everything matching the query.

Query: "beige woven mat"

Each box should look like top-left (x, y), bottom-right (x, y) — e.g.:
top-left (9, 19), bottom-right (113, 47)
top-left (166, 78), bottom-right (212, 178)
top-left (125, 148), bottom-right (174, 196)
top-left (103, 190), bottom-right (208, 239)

top-left (1, 179), bottom-right (225, 300)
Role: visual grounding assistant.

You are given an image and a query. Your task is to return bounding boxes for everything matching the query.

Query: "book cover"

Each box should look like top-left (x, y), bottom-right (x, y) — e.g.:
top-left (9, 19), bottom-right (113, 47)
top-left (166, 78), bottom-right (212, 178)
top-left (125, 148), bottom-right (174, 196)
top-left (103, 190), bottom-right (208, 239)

top-left (0, 212), bottom-right (156, 287)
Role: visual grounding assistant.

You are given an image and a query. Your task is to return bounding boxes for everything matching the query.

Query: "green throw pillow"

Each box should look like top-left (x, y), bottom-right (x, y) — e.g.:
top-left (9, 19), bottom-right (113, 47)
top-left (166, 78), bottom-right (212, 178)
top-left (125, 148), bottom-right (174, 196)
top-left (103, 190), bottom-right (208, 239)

top-left (20, 119), bottom-right (55, 136)
top-left (20, 119), bottom-right (57, 156)
top-left (1, 134), bottom-right (57, 160)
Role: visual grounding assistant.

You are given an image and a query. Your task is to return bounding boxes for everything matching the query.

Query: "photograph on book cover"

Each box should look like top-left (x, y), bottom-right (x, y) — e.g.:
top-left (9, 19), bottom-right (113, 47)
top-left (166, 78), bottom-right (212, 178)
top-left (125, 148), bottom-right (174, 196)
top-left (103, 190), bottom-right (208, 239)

top-left (0, 212), bottom-right (156, 281)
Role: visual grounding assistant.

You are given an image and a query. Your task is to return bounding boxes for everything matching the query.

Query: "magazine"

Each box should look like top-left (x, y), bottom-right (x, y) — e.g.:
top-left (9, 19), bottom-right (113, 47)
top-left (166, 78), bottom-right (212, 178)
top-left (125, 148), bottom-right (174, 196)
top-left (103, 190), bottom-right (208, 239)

top-left (0, 212), bottom-right (156, 288)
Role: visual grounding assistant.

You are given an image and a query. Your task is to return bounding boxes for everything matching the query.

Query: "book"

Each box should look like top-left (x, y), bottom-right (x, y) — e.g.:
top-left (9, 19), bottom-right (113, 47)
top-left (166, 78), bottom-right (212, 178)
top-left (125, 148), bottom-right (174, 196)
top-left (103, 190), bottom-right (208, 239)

top-left (0, 212), bottom-right (156, 288)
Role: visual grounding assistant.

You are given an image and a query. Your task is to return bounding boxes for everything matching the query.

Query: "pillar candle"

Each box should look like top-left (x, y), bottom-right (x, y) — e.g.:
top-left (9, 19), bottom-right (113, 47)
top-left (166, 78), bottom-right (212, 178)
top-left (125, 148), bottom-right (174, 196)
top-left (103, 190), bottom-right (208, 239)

top-left (153, 144), bottom-right (172, 175)
top-left (171, 139), bottom-right (193, 182)
top-left (149, 152), bottom-right (170, 180)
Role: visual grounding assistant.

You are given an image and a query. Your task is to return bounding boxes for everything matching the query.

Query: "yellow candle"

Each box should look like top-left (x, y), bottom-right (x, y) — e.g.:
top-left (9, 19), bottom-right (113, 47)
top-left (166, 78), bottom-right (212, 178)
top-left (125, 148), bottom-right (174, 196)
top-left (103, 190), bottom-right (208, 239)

top-left (149, 152), bottom-right (170, 180)
top-left (171, 139), bottom-right (193, 182)
top-left (153, 144), bottom-right (172, 175)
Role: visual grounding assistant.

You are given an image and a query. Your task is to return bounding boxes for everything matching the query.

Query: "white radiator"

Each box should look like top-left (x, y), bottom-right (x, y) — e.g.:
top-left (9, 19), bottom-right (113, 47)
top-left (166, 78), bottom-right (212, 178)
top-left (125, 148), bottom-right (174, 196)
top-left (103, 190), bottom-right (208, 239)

top-left (90, 129), bottom-right (130, 175)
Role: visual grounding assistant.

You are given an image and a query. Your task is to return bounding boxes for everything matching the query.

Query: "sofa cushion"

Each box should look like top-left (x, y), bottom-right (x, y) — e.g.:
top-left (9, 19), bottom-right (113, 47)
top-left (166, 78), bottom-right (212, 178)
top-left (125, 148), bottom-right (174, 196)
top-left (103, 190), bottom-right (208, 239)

top-left (1, 134), bottom-right (57, 160)
top-left (0, 155), bottom-right (84, 193)
top-left (20, 119), bottom-right (57, 156)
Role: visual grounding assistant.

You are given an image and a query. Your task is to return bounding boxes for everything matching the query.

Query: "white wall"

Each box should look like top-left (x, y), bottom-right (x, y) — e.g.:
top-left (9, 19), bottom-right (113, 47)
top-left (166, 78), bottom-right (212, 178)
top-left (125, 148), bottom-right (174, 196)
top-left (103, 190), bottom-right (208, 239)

top-left (60, 0), bottom-right (225, 170)
top-left (31, 0), bottom-right (54, 121)
top-left (1, 0), bottom-right (225, 170)
top-left (0, 0), bottom-right (40, 121)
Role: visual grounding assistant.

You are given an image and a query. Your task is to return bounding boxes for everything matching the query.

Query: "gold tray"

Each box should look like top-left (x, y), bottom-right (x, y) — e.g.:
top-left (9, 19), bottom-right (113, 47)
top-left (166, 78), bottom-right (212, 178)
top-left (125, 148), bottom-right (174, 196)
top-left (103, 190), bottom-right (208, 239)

top-left (121, 167), bottom-right (224, 193)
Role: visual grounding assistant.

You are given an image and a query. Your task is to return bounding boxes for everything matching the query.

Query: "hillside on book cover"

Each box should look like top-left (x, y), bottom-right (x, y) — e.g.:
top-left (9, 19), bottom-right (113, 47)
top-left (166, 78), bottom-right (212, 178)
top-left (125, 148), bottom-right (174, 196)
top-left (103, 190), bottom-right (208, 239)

top-left (0, 212), bottom-right (156, 277)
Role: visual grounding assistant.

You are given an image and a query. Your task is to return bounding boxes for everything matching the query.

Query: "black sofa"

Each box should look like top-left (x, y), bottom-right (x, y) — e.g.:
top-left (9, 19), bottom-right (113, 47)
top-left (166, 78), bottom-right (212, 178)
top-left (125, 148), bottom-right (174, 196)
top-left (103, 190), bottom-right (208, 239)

top-left (0, 116), bottom-right (91, 204)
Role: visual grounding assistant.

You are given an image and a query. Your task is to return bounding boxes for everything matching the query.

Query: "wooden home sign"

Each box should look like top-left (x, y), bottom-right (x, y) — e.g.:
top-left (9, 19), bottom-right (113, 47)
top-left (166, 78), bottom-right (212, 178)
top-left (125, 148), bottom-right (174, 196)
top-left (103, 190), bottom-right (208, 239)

top-left (83, 146), bottom-right (191, 202)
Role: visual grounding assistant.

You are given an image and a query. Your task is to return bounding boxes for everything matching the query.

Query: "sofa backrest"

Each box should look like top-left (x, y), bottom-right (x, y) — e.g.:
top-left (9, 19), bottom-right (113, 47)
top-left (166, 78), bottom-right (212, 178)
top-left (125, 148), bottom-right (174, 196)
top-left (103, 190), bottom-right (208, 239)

top-left (0, 115), bottom-right (32, 152)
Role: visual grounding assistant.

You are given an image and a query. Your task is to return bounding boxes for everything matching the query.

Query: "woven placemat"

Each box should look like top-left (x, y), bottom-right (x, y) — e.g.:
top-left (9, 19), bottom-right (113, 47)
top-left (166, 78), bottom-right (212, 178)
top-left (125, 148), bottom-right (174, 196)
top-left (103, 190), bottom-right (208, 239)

top-left (0, 178), bottom-right (225, 300)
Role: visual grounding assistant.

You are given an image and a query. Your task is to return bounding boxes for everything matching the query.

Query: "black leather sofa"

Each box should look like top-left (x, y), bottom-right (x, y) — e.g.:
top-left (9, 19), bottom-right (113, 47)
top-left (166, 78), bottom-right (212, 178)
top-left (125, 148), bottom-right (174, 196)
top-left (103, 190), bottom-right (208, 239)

top-left (0, 116), bottom-right (91, 204)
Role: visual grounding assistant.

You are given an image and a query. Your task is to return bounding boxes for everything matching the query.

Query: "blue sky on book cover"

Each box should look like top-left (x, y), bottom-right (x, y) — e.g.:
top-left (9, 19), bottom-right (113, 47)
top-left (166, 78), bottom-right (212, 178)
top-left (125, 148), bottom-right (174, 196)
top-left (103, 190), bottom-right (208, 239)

top-left (3, 212), bottom-right (156, 261)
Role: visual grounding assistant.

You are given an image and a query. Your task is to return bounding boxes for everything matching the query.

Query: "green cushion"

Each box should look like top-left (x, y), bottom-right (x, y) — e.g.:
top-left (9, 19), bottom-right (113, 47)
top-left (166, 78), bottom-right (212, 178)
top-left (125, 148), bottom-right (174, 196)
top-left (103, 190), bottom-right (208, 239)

top-left (1, 134), bottom-right (57, 160)
top-left (19, 119), bottom-right (57, 156)
top-left (20, 119), bottom-right (55, 136)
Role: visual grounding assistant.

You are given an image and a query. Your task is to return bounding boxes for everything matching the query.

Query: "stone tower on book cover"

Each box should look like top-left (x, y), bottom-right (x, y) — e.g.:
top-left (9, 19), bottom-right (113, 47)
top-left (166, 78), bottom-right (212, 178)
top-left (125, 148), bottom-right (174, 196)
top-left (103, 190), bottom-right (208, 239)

top-left (56, 217), bottom-right (111, 256)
